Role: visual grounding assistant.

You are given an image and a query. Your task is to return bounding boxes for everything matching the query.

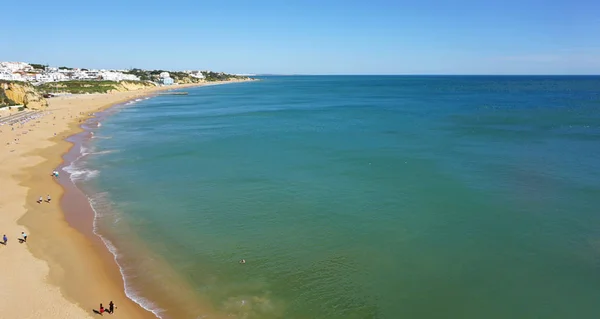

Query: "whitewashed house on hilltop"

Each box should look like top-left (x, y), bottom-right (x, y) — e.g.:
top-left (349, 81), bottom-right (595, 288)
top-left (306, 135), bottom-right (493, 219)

top-left (85, 71), bottom-right (100, 78)
top-left (0, 62), bottom-right (31, 73)
top-left (35, 72), bottom-right (67, 83)
top-left (100, 72), bottom-right (120, 81)
top-left (1, 72), bottom-right (26, 81)
top-left (99, 71), bottom-right (140, 81)
top-left (0, 70), bottom-right (17, 81)
top-left (122, 74), bottom-right (139, 81)
top-left (190, 71), bottom-right (205, 79)
top-left (70, 70), bottom-right (97, 80)
top-left (158, 71), bottom-right (174, 85)
top-left (35, 74), bottom-right (52, 82)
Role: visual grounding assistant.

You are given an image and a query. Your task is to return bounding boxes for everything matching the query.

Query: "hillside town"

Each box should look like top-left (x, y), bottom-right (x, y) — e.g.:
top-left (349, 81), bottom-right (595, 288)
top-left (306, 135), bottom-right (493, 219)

top-left (0, 61), bottom-right (207, 85)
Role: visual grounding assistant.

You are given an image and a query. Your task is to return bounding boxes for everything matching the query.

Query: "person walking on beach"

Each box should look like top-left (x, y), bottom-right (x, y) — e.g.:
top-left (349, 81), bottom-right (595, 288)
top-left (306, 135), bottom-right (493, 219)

top-left (38, 196), bottom-right (43, 204)
top-left (2, 234), bottom-right (6, 245)
top-left (47, 194), bottom-right (51, 203)
top-left (108, 301), bottom-right (115, 314)
top-left (21, 232), bottom-right (27, 242)
top-left (99, 303), bottom-right (104, 315)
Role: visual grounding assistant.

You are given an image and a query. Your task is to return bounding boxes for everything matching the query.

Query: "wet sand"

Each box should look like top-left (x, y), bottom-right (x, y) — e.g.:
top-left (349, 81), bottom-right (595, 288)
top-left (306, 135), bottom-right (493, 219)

top-left (0, 81), bottom-right (249, 318)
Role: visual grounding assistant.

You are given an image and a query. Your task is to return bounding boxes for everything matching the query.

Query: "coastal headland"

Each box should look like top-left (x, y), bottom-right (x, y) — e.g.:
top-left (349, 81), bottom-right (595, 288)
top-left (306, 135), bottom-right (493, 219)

top-left (0, 80), bottom-right (252, 318)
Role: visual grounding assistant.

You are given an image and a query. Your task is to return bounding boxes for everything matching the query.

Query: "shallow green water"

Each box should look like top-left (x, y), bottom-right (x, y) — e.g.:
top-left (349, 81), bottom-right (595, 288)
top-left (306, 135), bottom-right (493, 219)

top-left (72, 76), bottom-right (600, 318)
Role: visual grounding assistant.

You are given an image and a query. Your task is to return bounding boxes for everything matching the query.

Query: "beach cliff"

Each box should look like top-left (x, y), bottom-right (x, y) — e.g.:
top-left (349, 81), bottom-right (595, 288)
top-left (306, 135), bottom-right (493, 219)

top-left (0, 81), bottom-right (48, 109)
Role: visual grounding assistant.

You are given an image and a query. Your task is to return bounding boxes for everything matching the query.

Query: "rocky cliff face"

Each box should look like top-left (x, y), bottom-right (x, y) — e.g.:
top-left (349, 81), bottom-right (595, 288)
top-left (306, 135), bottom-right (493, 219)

top-left (0, 81), bottom-right (48, 109)
top-left (108, 81), bottom-right (157, 93)
top-left (174, 77), bottom-right (204, 84)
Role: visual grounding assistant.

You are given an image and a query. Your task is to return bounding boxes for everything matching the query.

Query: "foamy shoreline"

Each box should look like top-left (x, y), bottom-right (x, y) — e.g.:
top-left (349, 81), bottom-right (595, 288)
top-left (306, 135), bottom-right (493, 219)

top-left (60, 98), bottom-right (169, 318)
top-left (0, 80), bottom-right (252, 318)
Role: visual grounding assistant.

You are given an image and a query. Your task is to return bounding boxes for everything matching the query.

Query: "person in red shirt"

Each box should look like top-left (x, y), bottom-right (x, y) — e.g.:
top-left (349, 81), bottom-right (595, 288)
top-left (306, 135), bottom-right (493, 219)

top-left (99, 304), bottom-right (104, 315)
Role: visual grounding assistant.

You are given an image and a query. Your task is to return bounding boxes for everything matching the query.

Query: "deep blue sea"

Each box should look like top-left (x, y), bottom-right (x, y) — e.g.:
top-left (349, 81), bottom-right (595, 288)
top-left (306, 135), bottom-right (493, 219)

top-left (69, 76), bottom-right (600, 319)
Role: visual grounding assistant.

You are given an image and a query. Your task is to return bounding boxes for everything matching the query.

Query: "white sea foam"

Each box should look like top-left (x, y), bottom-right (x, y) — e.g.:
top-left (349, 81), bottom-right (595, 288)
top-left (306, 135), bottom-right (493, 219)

top-left (86, 149), bottom-right (118, 156)
top-left (80, 145), bottom-right (92, 155)
top-left (125, 98), bottom-right (145, 106)
top-left (87, 192), bottom-right (167, 318)
top-left (80, 144), bottom-right (117, 157)
top-left (91, 135), bottom-right (113, 140)
top-left (62, 163), bottom-right (99, 181)
top-left (95, 149), bottom-right (117, 155)
top-left (63, 93), bottom-right (167, 318)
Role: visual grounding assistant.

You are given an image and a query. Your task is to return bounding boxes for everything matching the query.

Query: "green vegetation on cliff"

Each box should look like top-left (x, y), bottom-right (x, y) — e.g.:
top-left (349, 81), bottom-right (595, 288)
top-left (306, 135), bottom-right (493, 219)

top-left (125, 69), bottom-right (204, 83)
top-left (201, 71), bottom-right (245, 82)
top-left (169, 71), bottom-right (203, 84)
top-left (38, 81), bottom-right (120, 94)
top-left (38, 80), bottom-right (156, 94)
top-left (124, 69), bottom-right (250, 83)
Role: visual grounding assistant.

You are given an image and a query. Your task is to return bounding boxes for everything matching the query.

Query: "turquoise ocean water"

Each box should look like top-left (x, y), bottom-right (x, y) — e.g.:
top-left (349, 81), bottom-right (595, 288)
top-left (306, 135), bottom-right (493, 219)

top-left (69, 76), bottom-right (600, 318)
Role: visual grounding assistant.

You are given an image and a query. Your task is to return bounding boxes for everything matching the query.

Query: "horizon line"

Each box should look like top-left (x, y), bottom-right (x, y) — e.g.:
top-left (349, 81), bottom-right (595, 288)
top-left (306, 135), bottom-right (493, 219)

top-left (255, 74), bottom-right (600, 76)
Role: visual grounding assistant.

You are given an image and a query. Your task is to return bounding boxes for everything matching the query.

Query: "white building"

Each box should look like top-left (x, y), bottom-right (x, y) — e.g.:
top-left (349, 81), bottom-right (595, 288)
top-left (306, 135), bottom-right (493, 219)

top-left (188, 71), bottom-right (205, 79)
top-left (35, 72), bottom-right (67, 83)
top-left (159, 72), bottom-right (170, 79)
top-left (100, 72), bottom-right (119, 81)
top-left (0, 71), bottom-right (24, 81)
top-left (0, 62), bottom-right (31, 73)
top-left (35, 74), bottom-right (52, 82)
top-left (0, 62), bottom-right (142, 84)
top-left (0, 71), bottom-right (26, 81)
top-left (0, 62), bottom-right (31, 81)
top-left (99, 71), bottom-right (140, 81)
top-left (120, 73), bottom-right (139, 81)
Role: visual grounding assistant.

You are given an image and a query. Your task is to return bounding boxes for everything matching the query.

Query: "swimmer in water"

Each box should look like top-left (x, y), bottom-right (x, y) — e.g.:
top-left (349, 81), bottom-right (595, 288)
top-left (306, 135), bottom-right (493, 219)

top-left (239, 259), bottom-right (246, 264)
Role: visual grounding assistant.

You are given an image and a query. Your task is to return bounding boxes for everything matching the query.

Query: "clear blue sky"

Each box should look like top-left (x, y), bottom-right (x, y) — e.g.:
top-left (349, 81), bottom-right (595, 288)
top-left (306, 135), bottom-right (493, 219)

top-left (2, 0), bottom-right (598, 74)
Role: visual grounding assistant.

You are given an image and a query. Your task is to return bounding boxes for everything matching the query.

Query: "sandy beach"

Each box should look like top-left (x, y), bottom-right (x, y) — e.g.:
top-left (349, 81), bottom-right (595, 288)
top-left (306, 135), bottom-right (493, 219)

top-left (0, 82), bottom-right (245, 318)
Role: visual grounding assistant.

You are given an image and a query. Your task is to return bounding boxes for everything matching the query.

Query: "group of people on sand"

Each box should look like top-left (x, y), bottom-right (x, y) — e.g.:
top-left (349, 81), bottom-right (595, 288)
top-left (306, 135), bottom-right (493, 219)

top-left (0, 232), bottom-right (28, 245)
top-left (97, 301), bottom-right (115, 315)
top-left (37, 195), bottom-right (51, 204)
top-left (34, 171), bottom-right (60, 204)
